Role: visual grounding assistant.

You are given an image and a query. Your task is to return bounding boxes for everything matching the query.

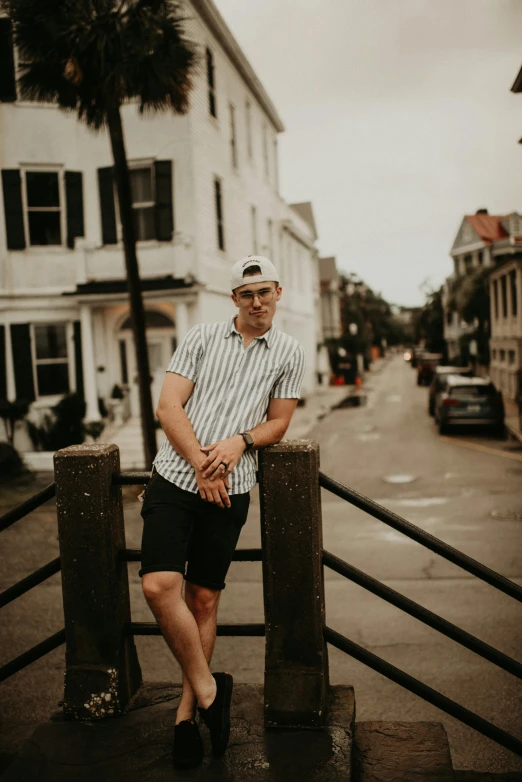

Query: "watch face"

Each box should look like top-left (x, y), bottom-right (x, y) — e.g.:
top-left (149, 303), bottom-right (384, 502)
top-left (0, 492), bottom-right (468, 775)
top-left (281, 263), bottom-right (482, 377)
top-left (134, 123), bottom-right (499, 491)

top-left (243, 432), bottom-right (254, 448)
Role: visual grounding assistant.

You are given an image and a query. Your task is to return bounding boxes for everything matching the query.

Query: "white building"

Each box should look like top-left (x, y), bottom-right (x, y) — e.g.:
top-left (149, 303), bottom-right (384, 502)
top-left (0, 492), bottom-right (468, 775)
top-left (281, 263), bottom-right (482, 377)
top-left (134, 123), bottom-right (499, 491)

top-left (489, 242), bottom-right (522, 401)
top-left (0, 2), bottom-right (321, 455)
top-left (444, 210), bottom-right (504, 361)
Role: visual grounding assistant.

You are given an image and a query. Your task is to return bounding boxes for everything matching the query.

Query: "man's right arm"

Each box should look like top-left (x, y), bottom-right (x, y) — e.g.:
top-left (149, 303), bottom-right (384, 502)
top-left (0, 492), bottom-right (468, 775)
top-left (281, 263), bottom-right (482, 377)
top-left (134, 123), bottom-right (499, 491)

top-left (156, 373), bottom-right (231, 508)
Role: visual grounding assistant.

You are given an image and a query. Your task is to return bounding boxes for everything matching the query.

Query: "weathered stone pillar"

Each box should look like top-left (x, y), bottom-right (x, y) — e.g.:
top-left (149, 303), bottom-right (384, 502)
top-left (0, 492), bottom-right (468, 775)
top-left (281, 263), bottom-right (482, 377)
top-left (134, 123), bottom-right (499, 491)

top-left (258, 439), bottom-right (329, 728)
top-left (54, 443), bottom-right (142, 720)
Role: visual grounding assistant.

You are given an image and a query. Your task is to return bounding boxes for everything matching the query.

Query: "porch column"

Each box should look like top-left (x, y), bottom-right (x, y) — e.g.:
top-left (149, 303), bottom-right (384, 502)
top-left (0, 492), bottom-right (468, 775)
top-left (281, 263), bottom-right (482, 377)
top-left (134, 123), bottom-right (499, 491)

top-left (80, 305), bottom-right (102, 422)
top-left (4, 322), bottom-right (16, 400)
top-left (175, 299), bottom-right (190, 343)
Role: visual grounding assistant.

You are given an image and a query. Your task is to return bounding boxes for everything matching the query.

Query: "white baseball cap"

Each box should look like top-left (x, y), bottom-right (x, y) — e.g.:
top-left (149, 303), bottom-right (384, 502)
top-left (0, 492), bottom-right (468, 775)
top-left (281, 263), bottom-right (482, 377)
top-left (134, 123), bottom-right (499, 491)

top-left (230, 255), bottom-right (280, 291)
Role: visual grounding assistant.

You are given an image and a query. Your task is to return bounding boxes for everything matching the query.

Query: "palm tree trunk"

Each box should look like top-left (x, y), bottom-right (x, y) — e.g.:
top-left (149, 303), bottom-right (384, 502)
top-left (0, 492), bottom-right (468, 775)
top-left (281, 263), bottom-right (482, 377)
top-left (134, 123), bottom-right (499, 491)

top-left (106, 107), bottom-right (156, 470)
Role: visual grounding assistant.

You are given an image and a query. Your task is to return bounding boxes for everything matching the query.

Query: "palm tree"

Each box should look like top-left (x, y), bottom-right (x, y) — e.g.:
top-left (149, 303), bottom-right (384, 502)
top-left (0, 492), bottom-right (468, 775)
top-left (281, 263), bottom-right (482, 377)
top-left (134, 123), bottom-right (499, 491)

top-left (3, 0), bottom-right (197, 468)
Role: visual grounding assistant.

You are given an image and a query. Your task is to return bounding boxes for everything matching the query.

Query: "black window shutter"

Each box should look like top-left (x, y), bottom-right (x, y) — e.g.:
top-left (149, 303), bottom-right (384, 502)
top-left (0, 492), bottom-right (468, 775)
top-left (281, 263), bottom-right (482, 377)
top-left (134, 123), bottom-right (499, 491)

top-left (65, 171), bottom-right (85, 249)
top-left (73, 320), bottom-right (84, 398)
top-left (0, 325), bottom-right (7, 400)
top-left (10, 324), bottom-right (35, 402)
top-left (97, 167), bottom-right (117, 245)
top-left (154, 160), bottom-right (174, 242)
top-left (0, 19), bottom-right (17, 102)
top-left (2, 169), bottom-right (26, 250)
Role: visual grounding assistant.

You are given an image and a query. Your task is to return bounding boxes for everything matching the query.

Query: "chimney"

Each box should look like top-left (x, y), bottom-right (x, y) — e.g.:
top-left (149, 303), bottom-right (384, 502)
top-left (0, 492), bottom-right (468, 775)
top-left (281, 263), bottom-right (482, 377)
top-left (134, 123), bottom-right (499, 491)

top-left (475, 208), bottom-right (488, 215)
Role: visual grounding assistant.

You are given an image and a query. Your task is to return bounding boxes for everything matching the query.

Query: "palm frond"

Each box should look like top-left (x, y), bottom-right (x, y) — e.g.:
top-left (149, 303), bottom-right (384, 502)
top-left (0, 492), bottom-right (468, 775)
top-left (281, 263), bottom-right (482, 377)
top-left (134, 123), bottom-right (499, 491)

top-left (2, 0), bottom-right (197, 129)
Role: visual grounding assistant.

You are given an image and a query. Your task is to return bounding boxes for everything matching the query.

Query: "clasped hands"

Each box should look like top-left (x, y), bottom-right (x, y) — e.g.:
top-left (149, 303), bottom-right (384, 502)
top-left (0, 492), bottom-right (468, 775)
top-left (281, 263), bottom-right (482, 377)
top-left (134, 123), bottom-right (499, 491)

top-left (195, 435), bottom-right (246, 508)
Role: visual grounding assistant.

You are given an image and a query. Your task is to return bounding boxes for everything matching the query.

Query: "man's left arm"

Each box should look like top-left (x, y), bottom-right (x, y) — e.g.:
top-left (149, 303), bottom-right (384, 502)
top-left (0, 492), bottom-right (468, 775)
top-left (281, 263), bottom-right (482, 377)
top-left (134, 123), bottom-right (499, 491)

top-left (200, 344), bottom-right (305, 480)
top-left (200, 398), bottom-right (298, 480)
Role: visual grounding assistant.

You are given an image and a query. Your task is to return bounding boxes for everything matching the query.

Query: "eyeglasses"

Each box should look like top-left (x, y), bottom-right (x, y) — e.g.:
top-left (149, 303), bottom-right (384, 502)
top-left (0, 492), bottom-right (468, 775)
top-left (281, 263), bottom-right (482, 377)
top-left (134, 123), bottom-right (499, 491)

top-left (236, 287), bottom-right (276, 305)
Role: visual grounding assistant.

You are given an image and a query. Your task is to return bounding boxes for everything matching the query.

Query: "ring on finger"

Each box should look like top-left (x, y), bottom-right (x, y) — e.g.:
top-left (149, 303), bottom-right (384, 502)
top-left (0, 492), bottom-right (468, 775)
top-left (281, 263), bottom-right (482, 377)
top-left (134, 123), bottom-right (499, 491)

top-left (220, 461), bottom-right (228, 472)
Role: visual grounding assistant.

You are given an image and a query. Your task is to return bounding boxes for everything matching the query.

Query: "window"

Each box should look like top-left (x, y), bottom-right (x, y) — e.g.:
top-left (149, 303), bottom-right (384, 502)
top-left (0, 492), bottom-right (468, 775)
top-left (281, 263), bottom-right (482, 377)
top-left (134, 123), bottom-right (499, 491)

top-left (273, 137), bottom-right (279, 191)
top-left (129, 165), bottom-right (155, 241)
top-left (510, 270), bottom-right (518, 317)
top-left (464, 254), bottom-right (473, 273)
top-left (251, 206), bottom-right (258, 253)
top-left (478, 251), bottom-right (484, 265)
top-left (267, 218), bottom-right (273, 258)
top-left (446, 310), bottom-right (453, 326)
top-left (493, 279), bottom-right (499, 319)
top-left (508, 350), bottom-right (516, 365)
top-left (245, 100), bottom-right (253, 159)
top-left (262, 124), bottom-right (269, 178)
top-left (501, 275), bottom-right (508, 318)
top-left (24, 170), bottom-right (62, 245)
top-left (214, 177), bottom-right (225, 251)
top-left (492, 349), bottom-right (497, 360)
top-left (206, 48), bottom-right (217, 118)
top-left (500, 349), bottom-right (506, 362)
top-left (33, 324), bottom-right (70, 396)
top-left (229, 103), bottom-right (238, 168)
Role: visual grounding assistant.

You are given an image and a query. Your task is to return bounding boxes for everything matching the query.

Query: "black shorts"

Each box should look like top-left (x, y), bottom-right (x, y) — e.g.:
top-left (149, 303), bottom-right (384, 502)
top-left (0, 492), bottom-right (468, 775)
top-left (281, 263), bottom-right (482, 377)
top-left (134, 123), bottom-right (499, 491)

top-left (139, 471), bottom-right (250, 591)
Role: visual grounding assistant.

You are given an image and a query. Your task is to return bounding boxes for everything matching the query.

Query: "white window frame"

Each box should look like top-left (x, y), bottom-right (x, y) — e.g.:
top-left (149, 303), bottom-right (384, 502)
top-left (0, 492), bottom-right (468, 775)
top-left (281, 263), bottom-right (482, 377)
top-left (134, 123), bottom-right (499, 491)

top-left (262, 123), bottom-right (269, 178)
top-left (30, 321), bottom-right (75, 402)
top-left (229, 102), bottom-right (238, 169)
top-left (245, 99), bottom-right (253, 160)
top-left (251, 205), bottom-right (258, 253)
top-left (21, 165), bottom-right (66, 248)
top-left (114, 159), bottom-right (157, 244)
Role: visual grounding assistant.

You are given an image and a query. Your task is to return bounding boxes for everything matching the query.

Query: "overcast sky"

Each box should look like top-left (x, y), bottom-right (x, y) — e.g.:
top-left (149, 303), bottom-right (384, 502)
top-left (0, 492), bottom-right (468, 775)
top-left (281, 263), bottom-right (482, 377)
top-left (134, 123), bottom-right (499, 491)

top-left (213, 0), bottom-right (522, 307)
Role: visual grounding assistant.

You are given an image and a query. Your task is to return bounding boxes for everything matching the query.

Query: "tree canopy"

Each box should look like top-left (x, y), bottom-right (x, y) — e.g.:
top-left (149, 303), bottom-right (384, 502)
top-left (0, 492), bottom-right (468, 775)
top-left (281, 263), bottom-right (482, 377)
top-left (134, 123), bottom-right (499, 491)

top-left (3, 0), bottom-right (197, 127)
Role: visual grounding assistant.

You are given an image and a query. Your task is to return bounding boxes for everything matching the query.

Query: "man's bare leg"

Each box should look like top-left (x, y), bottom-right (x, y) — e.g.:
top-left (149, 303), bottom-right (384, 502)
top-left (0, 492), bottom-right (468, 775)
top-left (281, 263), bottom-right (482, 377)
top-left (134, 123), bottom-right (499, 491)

top-left (175, 582), bottom-right (221, 724)
top-left (142, 572), bottom-right (217, 709)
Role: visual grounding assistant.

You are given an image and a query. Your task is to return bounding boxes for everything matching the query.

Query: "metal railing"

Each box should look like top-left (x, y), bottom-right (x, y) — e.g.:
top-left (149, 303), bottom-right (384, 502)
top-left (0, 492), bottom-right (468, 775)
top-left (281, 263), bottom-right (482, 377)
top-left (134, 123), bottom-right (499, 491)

top-left (319, 471), bottom-right (522, 757)
top-left (0, 482), bottom-right (63, 683)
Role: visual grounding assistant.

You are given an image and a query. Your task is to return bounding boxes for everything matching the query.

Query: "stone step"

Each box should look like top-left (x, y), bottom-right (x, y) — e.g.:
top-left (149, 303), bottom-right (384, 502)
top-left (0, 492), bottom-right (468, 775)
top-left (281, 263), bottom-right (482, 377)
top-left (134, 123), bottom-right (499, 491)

top-left (354, 720), bottom-right (454, 782)
top-left (1, 683), bottom-right (355, 782)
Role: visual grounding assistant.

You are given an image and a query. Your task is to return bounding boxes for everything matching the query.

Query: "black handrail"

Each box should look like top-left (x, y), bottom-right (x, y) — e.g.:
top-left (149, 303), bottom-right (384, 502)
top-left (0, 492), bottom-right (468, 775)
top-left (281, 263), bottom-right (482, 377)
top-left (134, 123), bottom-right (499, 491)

top-left (0, 557), bottom-right (61, 608)
top-left (121, 548), bottom-right (263, 562)
top-left (320, 472), bottom-right (522, 603)
top-left (113, 471), bottom-right (150, 485)
top-left (0, 629), bottom-right (65, 683)
top-left (127, 622), bottom-right (265, 637)
top-left (0, 483), bottom-right (56, 533)
top-left (324, 626), bottom-right (522, 758)
top-left (323, 550), bottom-right (522, 680)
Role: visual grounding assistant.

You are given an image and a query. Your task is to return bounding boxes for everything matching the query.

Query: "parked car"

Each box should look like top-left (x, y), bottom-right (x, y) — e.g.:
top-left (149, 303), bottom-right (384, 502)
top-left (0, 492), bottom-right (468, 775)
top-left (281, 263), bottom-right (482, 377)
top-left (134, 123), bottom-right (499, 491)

top-left (428, 366), bottom-right (474, 416)
top-left (411, 346), bottom-right (425, 369)
top-left (435, 376), bottom-right (505, 435)
top-left (416, 353), bottom-right (443, 386)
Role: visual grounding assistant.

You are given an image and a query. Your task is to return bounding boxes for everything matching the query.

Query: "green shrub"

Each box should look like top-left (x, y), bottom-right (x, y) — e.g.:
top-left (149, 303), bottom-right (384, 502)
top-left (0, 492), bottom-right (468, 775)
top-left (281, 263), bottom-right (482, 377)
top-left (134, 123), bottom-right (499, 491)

top-left (0, 442), bottom-right (28, 481)
top-left (27, 393), bottom-right (86, 452)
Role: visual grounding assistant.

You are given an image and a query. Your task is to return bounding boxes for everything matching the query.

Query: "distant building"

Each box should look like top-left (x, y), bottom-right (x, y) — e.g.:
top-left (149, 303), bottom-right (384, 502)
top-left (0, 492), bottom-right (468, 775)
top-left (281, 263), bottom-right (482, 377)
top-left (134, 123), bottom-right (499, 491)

top-left (488, 66), bottom-right (522, 401)
top-left (0, 4), bottom-right (321, 455)
top-left (318, 256), bottom-right (342, 340)
top-left (444, 210), bottom-right (515, 361)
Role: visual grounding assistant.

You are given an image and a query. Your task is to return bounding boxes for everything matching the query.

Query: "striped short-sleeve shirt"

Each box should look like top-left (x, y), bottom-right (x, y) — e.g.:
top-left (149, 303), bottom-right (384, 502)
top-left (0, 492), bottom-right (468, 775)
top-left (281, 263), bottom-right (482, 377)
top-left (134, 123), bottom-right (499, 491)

top-left (154, 316), bottom-right (305, 495)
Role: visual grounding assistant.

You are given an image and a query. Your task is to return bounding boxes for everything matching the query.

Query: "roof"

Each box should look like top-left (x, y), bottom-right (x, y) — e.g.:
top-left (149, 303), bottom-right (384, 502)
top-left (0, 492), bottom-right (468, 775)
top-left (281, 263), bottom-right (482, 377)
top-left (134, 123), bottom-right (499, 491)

top-left (464, 213), bottom-right (509, 244)
top-left (511, 65), bottom-right (522, 93)
top-left (64, 276), bottom-right (194, 296)
top-left (318, 257), bottom-right (338, 283)
top-left (191, 0), bottom-right (285, 132)
top-left (447, 375), bottom-right (491, 386)
top-left (290, 202), bottom-right (318, 241)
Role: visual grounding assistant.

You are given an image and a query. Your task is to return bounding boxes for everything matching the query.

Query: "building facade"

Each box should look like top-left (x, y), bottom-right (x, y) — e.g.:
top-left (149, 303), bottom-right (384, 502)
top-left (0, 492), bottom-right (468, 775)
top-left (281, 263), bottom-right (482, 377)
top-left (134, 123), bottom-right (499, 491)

top-left (489, 250), bottom-right (522, 401)
top-left (444, 210), bottom-right (498, 361)
top-left (0, 2), bottom-right (321, 453)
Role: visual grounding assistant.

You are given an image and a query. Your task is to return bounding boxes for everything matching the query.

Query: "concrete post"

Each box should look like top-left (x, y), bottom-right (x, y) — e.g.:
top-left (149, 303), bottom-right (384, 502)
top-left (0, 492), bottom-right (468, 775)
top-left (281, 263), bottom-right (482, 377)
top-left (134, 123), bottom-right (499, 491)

top-left (258, 439), bottom-right (329, 728)
top-left (54, 443), bottom-right (142, 720)
top-left (175, 299), bottom-right (189, 343)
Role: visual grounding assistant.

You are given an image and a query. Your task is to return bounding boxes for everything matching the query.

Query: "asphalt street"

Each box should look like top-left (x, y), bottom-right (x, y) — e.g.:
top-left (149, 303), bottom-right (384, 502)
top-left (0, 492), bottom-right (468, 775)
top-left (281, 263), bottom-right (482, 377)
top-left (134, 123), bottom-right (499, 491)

top-left (1, 354), bottom-right (521, 774)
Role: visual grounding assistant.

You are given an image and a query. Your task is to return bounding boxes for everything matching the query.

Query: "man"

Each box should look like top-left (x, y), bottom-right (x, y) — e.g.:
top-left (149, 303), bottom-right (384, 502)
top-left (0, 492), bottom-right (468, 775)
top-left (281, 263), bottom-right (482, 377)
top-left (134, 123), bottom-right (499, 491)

top-left (139, 256), bottom-right (305, 769)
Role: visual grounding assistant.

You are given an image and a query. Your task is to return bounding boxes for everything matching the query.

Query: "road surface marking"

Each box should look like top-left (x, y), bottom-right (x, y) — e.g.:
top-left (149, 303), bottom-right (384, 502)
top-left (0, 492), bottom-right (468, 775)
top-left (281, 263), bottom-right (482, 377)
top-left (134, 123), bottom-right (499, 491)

top-left (441, 436), bottom-right (522, 463)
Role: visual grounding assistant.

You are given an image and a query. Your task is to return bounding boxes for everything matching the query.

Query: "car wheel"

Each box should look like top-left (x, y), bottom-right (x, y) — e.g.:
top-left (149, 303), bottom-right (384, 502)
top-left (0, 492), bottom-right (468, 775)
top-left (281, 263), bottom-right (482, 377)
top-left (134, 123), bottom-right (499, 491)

top-left (438, 419), bottom-right (447, 435)
top-left (494, 423), bottom-right (506, 440)
top-left (428, 401), bottom-right (434, 416)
